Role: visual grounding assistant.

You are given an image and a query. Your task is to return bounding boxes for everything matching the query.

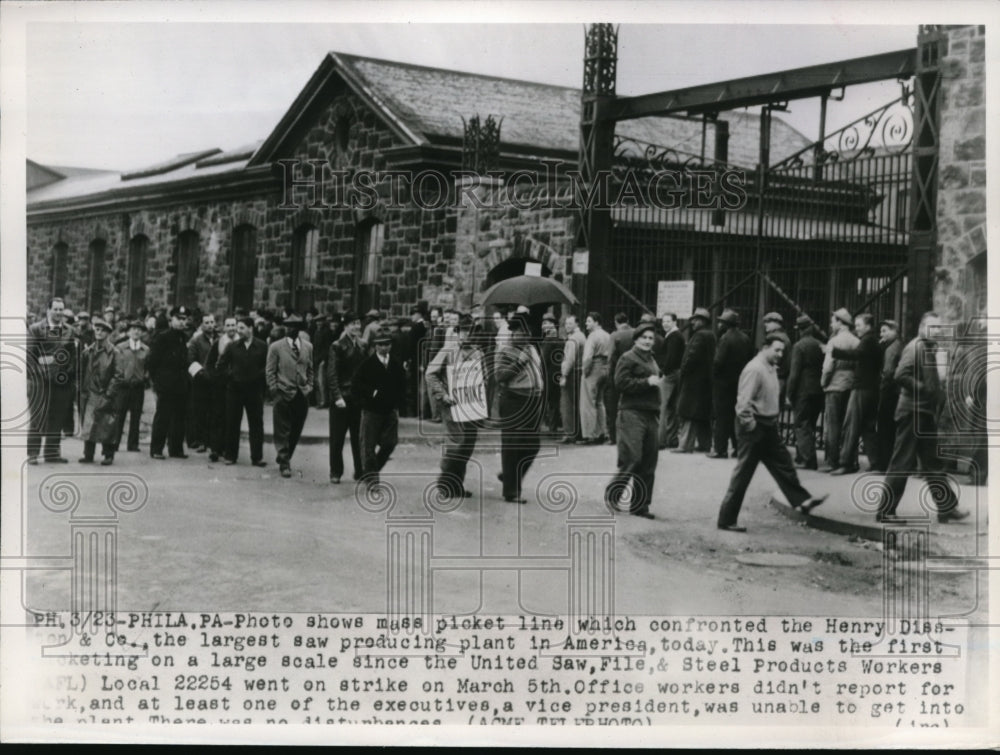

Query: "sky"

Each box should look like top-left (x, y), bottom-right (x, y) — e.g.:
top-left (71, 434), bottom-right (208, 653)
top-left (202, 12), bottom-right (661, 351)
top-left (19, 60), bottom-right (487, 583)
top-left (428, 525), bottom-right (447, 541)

top-left (5, 3), bottom-right (940, 171)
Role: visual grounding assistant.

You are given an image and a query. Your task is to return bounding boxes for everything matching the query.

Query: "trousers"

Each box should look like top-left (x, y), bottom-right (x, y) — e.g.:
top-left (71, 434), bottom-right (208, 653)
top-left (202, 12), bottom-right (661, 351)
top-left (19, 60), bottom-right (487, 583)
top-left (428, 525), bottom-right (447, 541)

top-left (657, 371), bottom-right (680, 448)
top-left (329, 399), bottom-right (362, 480)
top-left (273, 390), bottom-right (309, 467)
top-left (605, 408), bottom-right (659, 513)
top-left (839, 387), bottom-right (879, 470)
top-left (27, 382), bottom-right (75, 459)
top-left (560, 369), bottom-right (582, 440)
top-left (580, 363), bottom-right (608, 440)
top-left (225, 382), bottom-right (264, 462)
top-left (499, 391), bottom-right (542, 499)
top-left (875, 410), bottom-right (959, 517)
top-left (360, 409), bottom-right (399, 484)
top-left (823, 390), bottom-right (850, 468)
top-left (439, 416), bottom-right (478, 494)
top-left (151, 390), bottom-right (188, 457)
top-left (792, 392), bottom-right (824, 469)
top-left (712, 381), bottom-right (738, 455)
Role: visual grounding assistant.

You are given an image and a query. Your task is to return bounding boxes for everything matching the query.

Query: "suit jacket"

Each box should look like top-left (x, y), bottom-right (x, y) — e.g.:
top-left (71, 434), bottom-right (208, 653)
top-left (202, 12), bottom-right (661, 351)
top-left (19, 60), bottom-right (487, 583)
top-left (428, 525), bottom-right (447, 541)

top-left (27, 318), bottom-right (77, 387)
top-left (354, 353), bottom-right (406, 414)
top-left (266, 337), bottom-right (314, 401)
top-left (713, 327), bottom-right (753, 386)
top-left (677, 326), bottom-right (716, 420)
top-left (787, 334), bottom-right (824, 402)
top-left (187, 331), bottom-right (217, 374)
top-left (327, 332), bottom-right (367, 403)
top-left (147, 328), bottom-right (191, 395)
top-left (609, 326), bottom-right (635, 376)
top-left (217, 337), bottom-right (268, 388)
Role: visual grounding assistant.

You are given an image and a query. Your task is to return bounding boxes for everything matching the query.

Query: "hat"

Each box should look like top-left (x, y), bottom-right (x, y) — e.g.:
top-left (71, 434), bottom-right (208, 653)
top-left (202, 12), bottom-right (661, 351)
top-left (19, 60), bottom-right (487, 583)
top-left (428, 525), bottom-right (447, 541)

top-left (508, 314), bottom-right (530, 332)
top-left (690, 307), bottom-right (711, 322)
top-left (515, 305), bottom-right (530, 315)
top-left (366, 309), bottom-right (382, 319)
top-left (103, 305), bottom-right (115, 314)
top-left (372, 329), bottom-right (393, 344)
top-left (633, 321), bottom-right (656, 340)
top-left (542, 313), bottom-right (557, 323)
top-left (795, 314), bottom-right (814, 329)
top-left (283, 313), bottom-right (304, 326)
top-left (343, 310), bottom-right (361, 324)
top-left (127, 319), bottom-right (147, 331)
top-left (313, 312), bottom-right (328, 322)
top-left (77, 311), bottom-right (91, 320)
top-left (718, 308), bottom-right (740, 325)
top-left (169, 305), bottom-right (190, 318)
top-left (640, 312), bottom-right (657, 324)
top-left (92, 317), bottom-right (112, 332)
top-left (879, 318), bottom-right (899, 331)
top-left (456, 314), bottom-right (475, 331)
top-left (763, 311), bottom-right (783, 325)
top-left (832, 307), bottom-right (853, 326)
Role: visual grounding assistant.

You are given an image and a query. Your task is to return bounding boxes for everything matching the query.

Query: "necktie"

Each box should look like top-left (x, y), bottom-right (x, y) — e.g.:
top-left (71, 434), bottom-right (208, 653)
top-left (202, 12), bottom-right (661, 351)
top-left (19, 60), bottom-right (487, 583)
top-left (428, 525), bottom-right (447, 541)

top-left (291, 340), bottom-right (300, 360)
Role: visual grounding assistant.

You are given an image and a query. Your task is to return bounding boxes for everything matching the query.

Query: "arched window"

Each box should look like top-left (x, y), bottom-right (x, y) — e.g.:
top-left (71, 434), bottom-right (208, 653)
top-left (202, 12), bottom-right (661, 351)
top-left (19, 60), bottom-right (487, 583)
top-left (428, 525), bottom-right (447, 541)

top-left (291, 224), bottom-right (319, 312)
top-left (128, 235), bottom-right (149, 313)
top-left (88, 239), bottom-right (106, 312)
top-left (230, 224), bottom-right (257, 312)
top-left (175, 230), bottom-right (200, 308)
top-left (51, 242), bottom-right (68, 299)
top-left (355, 220), bottom-right (384, 314)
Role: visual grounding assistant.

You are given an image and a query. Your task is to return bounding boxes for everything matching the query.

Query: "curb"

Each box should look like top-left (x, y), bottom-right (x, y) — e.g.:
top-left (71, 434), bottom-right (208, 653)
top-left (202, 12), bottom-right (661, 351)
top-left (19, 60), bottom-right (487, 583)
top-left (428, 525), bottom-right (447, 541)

top-left (768, 496), bottom-right (887, 542)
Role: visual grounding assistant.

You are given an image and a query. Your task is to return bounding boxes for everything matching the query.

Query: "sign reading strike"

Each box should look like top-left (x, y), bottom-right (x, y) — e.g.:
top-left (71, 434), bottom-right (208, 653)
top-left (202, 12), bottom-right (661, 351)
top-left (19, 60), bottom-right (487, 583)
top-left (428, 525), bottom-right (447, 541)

top-left (657, 280), bottom-right (695, 318)
top-left (447, 359), bottom-right (488, 423)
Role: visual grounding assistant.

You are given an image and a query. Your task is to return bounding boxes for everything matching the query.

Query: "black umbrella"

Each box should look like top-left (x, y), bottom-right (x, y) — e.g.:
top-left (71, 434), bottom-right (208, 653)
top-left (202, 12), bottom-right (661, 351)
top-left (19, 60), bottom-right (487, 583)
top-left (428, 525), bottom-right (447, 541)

top-left (480, 275), bottom-right (579, 308)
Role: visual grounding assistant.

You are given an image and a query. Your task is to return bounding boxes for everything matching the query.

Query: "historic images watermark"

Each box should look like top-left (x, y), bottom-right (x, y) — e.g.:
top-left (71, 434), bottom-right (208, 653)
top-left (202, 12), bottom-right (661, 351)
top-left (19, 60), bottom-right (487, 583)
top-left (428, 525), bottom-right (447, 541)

top-left (275, 159), bottom-right (750, 213)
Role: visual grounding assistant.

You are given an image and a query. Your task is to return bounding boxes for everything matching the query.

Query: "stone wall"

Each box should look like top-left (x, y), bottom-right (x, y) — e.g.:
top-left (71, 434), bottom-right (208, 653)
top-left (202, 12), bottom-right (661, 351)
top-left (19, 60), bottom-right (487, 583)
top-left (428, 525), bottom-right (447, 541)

top-left (934, 24), bottom-right (987, 322)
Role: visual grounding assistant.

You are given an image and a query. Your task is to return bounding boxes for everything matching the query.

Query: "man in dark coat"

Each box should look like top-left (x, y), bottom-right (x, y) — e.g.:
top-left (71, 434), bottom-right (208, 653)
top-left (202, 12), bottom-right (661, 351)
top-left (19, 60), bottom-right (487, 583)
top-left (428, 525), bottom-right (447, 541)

top-left (604, 313), bottom-right (634, 445)
top-left (26, 297), bottom-right (77, 464)
top-left (186, 312), bottom-right (217, 452)
top-left (203, 316), bottom-right (237, 462)
top-left (114, 320), bottom-right (150, 453)
top-left (147, 306), bottom-right (192, 459)
top-left (311, 312), bottom-right (332, 409)
top-left (327, 311), bottom-right (366, 484)
top-left (654, 312), bottom-right (685, 449)
top-left (539, 314), bottom-right (563, 435)
top-left (673, 307), bottom-right (716, 453)
top-left (710, 308), bottom-right (753, 459)
top-left (78, 317), bottom-right (124, 465)
top-left (830, 313), bottom-right (882, 475)
top-left (355, 329), bottom-right (407, 487)
top-left (786, 315), bottom-right (825, 470)
top-left (874, 319), bottom-right (903, 473)
top-left (217, 317), bottom-right (268, 466)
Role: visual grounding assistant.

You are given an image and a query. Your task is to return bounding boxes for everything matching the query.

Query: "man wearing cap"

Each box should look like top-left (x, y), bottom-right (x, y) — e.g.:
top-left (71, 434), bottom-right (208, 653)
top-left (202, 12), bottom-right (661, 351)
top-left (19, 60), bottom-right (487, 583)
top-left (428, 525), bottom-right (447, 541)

top-left (114, 320), bottom-right (150, 453)
top-left (820, 307), bottom-right (859, 471)
top-left (327, 311), bottom-right (366, 484)
top-left (217, 317), bottom-right (268, 466)
top-left (874, 319), bottom-right (903, 473)
top-left (558, 314), bottom-right (587, 443)
top-left (710, 308), bottom-right (753, 459)
top-left (26, 297), bottom-right (77, 464)
top-left (186, 313), bottom-right (218, 453)
top-left (355, 329), bottom-right (407, 487)
top-left (579, 312), bottom-right (612, 445)
top-left (266, 313), bottom-right (313, 478)
top-left (716, 333), bottom-right (828, 532)
top-left (787, 315), bottom-right (825, 470)
top-left (829, 313), bottom-right (882, 475)
top-left (605, 320), bottom-right (662, 519)
top-left (426, 314), bottom-right (485, 498)
top-left (539, 314), bottom-right (563, 435)
top-left (147, 306), bottom-right (192, 459)
top-left (674, 307), bottom-right (716, 453)
top-left (873, 312), bottom-right (969, 524)
top-left (654, 312), bottom-right (685, 449)
top-left (76, 311), bottom-right (95, 348)
top-left (78, 317), bottom-right (124, 466)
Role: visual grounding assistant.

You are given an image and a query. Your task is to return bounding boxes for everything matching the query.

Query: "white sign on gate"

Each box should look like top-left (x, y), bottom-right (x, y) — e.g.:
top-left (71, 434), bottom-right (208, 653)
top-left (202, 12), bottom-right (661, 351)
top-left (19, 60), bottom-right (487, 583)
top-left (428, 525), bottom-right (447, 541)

top-left (657, 280), bottom-right (695, 318)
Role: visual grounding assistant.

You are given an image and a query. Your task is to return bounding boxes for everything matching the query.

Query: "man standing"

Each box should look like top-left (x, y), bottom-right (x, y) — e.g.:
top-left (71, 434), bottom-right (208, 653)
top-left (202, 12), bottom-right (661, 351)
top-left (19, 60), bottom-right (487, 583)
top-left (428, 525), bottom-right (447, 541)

top-left (266, 313), bottom-right (313, 478)
top-left (674, 307), bottom-right (715, 453)
top-left (710, 308), bottom-right (753, 459)
top-left (327, 311), bottom-right (366, 484)
top-left (78, 317), bottom-right (124, 466)
top-left (217, 317), bottom-right (267, 466)
top-left (762, 312), bottom-right (792, 408)
top-left (716, 334), bottom-right (828, 532)
top-left (873, 312), bottom-right (969, 524)
top-left (147, 306), bottom-right (192, 460)
top-left (829, 313), bottom-right (882, 475)
top-left (605, 320), bottom-right (662, 519)
top-left (115, 320), bottom-right (150, 453)
top-left (76, 311), bottom-right (95, 348)
top-left (558, 314), bottom-right (587, 443)
top-left (355, 330), bottom-right (407, 487)
top-left (311, 312), bottom-right (332, 409)
top-left (186, 312), bottom-right (217, 453)
top-left (605, 313), bottom-right (634, 445)
top-left (874, 319), bottom-right (903, 473)
top-left (204, 316), bottom-right (238, 462)
top-left (539, 314), bottom-right (563, 435)
top-left (820, 307), bottom-right (858, 471)
top-left (579, 312), bottom-right (612, 445)
top-left (26, 297), bottom-right (76, 464)
top-left (786, 315), bottom-right (825, 470)
top-left (655, 312), bottom-right (685, 449)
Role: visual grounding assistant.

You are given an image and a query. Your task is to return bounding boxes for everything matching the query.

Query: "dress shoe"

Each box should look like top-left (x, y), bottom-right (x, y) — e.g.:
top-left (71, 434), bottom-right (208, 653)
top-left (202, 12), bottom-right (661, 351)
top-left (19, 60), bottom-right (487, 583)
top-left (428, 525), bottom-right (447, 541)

top-left (170, 454), bottom-right (190, 460)
top-left (195, 446), bottom-right (207, 453)
top-left (938, 509), bottom-right (970, 524)
top-left (795, 462), bottom-right (818, 470)
top-left (45, 457), bottom-right (69, 464)
top-left (78, 457), bottom-right (94, 464)
top-left (280, 467), bottom-right (292, 478)
top-left (151, 453), bottom-right (166, 460)
top-left (127, 446), bottom-right (141, 452)
top-left (670, 448), bottom-right (692, 454)
top-left (330, 476), bottom-right (341, 484)
top-left (829, 467), bottom-right (858, 476)
top-left (631, 509), bottom-right (655, 520)
top-left (100, 458), bottom-right (114, 466)
top-left (224, 459), bottom-right (236, 465)
top-left (706, 452), bottom-right (728, 459)
top-left (817, 465), bottom-right (835, 473)
top-left (251, 460), bottom-right (266, 467)
top-left (717, 523), bottom-right (747, 533)
top-left (503, 495), bottom-right (527, 504)
top-left (798, 493), bottom-right (828, 514)
top-left (209, 453), bottom-right (219, 462)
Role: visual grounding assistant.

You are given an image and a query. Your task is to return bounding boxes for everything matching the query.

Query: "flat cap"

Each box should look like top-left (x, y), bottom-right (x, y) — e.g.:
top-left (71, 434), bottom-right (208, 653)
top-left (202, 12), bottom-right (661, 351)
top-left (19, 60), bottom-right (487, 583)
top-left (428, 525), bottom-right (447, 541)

top-left (763, 311), bottom-right (784, 325)
top-left (718, 308), bottom-right (740, 325)
top-left (832, 307), bottom-right (853, 326)
top-left (633, 321), bottom-right (656, 340)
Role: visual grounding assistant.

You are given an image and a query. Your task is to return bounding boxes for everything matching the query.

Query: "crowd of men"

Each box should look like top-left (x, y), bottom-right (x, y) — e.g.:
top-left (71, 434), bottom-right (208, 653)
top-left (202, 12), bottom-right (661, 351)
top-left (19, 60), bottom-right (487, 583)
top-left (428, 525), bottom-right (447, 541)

top-left (25, 296), bottom-right (981, 528)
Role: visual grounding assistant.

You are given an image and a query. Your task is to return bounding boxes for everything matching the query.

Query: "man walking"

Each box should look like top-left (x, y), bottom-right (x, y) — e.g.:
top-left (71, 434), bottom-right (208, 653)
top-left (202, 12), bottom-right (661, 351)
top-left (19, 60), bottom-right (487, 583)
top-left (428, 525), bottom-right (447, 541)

top-left (115, 319), bottom-right (149, 453)
top-left (78, 317), bottom-right (124, 466)
top-left (558, 314), bottom-right (587, 443)
top-left (786, 315), bottom-right (825, 470)
top-left (27, 297), bottom-right (77, 464)
top-left (820, 307), bottom-right (858, 471)
top-left (710, 308), bottom-right (753, 459)
top-left (148, 306), bottom-right (192, 460)
top-left (355, 330), bottom-right (407, 487)
top-left (874, 319), bottom-right (903, 473)
top-left (217, 317), bottom-right (267, 466)
top-left (579, 311), bottom-right (612, 445)
top-left (605, 312), bottom-right (634, 445)
top-left (873, 312), bottom-right (969, 524)
top-left (266, 313), bottom-right (313, 478)
top-left (716, 334), bottom-right (828, 532)
top-left (186, 312), bottom-right (217, 452)
top-left (674, 307), bottom-right (715, 453)
top-left (762, 312), bottom-right (792, 408)
top-left (829, 313), bottom-right (882, 475)
top-left (327, 311), bottom-right (366, 484)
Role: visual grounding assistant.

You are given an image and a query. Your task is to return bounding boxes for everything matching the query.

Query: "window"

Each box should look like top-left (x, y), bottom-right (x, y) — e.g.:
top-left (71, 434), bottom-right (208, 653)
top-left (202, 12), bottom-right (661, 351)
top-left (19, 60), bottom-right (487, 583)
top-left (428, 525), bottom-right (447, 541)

top-left (292, 224), bottom-right (319, 312)
top-left (51, 242), bottom-right (68, 299)
top-left (967, 251), bottom-right (987, 317)
top-left (355, 220), bottom-right (384, 314)
top-left (128, 235), bottom-right (149, 313)
top-left (230, 225), bottom-right (257, 312)
top-left (175, 230), bottom-right (200, 308)
top-left (88, 240), bottom-right (106, 312)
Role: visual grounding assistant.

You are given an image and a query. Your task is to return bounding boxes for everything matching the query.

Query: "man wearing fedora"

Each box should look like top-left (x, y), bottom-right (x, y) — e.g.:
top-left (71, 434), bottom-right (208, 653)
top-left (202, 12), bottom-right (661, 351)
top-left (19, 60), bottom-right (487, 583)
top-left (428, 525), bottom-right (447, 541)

top-left (78, 317), bottom-right (124, 466)
top-left (114, 319), bottom-right (150, 453)
top-left (787, 315), bottom-right (825, 470)
top-left (674, 307), bottom-right (715, 454)
top-left (148, 305), bottom-right (192, 459)
top-left (327, 311), bottom-right (366, 484)
top-left (355, 328), bottom-right (407, 487)
top-left (266, 313), bottom-right (313, 478)
top-left (710, 308), bottom-right (753, 459)
top-left (26, 297), bottom-right (77, 464)
top-left (820, 307), bottom-right (858, 472)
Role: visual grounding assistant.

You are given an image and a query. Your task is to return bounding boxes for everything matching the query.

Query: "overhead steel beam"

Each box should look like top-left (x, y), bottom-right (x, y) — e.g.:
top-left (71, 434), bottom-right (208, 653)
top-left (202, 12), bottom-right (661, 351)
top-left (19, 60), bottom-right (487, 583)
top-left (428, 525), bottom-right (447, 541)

top-left (608, 48), bottom-right (917, 121)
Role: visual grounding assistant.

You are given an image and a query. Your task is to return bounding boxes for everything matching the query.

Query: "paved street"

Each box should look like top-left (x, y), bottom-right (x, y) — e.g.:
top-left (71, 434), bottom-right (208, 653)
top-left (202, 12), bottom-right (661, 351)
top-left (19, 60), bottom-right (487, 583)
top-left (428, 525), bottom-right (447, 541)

top-left (18, 408), bottom-right (986, 621)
